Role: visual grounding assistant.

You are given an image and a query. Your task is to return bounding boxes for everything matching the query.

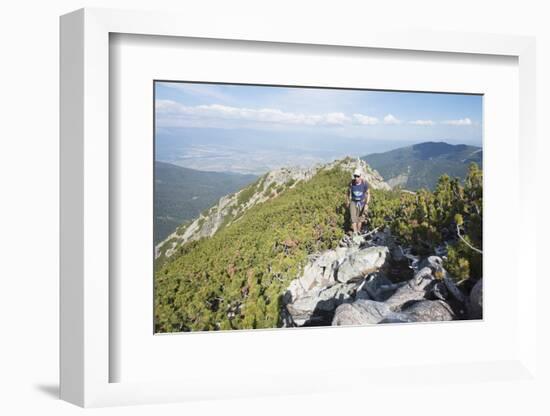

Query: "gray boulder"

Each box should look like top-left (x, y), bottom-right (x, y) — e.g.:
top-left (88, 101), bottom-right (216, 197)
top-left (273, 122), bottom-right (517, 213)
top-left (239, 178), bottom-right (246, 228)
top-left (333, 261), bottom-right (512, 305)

top-left (337, 246), bottom-right (390, 283)
top-left (355, 289), bottom-right (371, 300)
top-left (417, 256), bottom-right (466, 303)
top-left (332, 299), bottom-right (411, 326)
top-left (442, 272), bottom-right (466, 303)
top-left (377, 315), bottom-right (415, 324)
top-left (285, 282), bottom-right (357, 325)
top-left (315, 283), bottom-right (357, 311)
top-left (385, 267), bottom-right (436, 309)
top-left (429, 281), bottom-right (449, 301)
top-left (285, 287), bottom-right (324, 325)
top-left (298, 247), bottom-right (349, 290)
top-left (467, 279), bottom-right (483, 319)
top-left (284, 246), bottom-right (350, 304)
top-left (333, 299), bottom-right (391, 325)
top-left (362, 272), bottom-right (403, 301)
top-left (333, 298), bottom-right (454, 326)
top-left (400, 300), bottom-right (454, 322)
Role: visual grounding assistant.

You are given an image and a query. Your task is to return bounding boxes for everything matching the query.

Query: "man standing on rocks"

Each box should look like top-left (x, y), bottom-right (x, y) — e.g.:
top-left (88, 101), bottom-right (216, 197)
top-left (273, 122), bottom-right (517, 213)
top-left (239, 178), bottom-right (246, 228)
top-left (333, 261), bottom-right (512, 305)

top-left (347, 168), bottom-right (370, 235)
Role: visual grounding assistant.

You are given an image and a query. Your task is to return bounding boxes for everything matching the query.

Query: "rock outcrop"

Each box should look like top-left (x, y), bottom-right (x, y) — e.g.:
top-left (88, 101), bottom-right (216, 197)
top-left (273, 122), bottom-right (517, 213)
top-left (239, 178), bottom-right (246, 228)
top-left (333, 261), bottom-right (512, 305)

top-left (337, 246), bottom-right (390, 283)
top-left (283, 227), bottom-right (480, 327)
top-left (282, 241), bottom-right (391, 326)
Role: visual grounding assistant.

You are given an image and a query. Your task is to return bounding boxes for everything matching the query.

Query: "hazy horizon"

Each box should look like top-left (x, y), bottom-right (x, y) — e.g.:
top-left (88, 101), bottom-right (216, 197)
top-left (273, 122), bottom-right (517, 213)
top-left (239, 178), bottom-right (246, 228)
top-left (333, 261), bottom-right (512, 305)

top-left (155, 82), bottom-right (483, 175)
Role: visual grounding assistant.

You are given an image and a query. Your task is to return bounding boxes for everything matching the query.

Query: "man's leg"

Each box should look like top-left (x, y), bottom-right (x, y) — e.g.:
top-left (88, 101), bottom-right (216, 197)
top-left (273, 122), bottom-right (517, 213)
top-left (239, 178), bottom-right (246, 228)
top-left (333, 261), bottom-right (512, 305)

top-left (357, 203), bottom-right (365, 233)
top-left (350, 202), bottom-right (356, 234)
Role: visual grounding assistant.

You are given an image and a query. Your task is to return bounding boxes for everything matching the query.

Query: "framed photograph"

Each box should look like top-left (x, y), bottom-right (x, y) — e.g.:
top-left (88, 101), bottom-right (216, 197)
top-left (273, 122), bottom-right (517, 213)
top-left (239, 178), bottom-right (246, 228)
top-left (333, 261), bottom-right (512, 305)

top-left (152, 80), bottom-right (484, 333)
top-left (60, 8), bottom-right (538, 407)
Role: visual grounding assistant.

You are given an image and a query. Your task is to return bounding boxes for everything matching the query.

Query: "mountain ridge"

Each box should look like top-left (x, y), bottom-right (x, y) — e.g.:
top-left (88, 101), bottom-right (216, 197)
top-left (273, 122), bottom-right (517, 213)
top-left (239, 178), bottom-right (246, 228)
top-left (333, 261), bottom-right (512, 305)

top-left (362, 141), bottom-right (482, 190)
top-left (155, 157), bottom-right (390, 263)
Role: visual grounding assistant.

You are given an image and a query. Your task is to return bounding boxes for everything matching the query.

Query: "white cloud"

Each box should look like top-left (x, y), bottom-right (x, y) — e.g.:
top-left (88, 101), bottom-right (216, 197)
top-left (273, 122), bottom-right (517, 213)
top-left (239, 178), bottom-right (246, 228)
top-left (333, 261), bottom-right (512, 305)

top-left (410, 119), bottom-right (435, 126)
top-left (158, 100), bottom-right (413, 131)
top-left (155, 99), bottom-right (183, 113)
top-left (383, 114), bottom-right (401, 125)
top-left (353, 113), bottom-right (379, 125)
top-left (442, 117), bottom-right (472, 126)
top-left (156, 100), bottom-right (355, 127)
top-left (324, 112), bottom-right (352, 125)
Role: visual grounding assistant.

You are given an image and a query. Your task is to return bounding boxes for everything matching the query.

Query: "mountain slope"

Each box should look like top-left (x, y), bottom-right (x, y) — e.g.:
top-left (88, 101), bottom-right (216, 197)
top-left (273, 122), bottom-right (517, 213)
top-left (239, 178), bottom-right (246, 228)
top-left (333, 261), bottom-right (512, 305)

top-left (362, 141), bottom-right (482, 190)
top-left (155, 158), bottom-right (389, 263)
top-left (154, 158), bottom-right (390, 332)
top-left (154, 162), bottom-right (256, 243)
top-left (155, 158), bottom-right (482, 333)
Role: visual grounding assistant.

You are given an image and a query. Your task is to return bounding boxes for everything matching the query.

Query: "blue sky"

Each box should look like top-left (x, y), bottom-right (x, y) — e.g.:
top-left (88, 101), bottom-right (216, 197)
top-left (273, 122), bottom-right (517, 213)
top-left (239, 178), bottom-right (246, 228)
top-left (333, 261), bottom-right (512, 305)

top-left (155, 81), bottom-right (482, 145)
top-left (154, 81), bottom-right (482, 174)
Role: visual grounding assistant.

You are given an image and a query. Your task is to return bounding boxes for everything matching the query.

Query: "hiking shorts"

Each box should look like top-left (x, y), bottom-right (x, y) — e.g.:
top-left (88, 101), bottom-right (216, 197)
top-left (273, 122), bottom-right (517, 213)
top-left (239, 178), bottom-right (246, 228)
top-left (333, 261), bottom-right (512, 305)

top-left (350, 201), bottom-right (366, 223)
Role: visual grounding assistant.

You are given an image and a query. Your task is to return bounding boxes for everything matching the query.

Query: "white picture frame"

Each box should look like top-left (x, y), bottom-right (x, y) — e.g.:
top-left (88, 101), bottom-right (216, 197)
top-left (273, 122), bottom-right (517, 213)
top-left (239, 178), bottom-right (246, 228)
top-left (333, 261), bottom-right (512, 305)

top-left (60, 7), bottom-right (538, 408)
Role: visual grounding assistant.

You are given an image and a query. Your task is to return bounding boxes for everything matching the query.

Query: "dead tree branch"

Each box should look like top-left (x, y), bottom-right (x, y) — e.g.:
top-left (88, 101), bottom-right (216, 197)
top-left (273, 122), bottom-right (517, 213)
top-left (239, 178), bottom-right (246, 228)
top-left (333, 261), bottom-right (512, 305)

top-left (456, 224), bottom-right (483, 254)
top-left (361, 225), bottom-right (383, 238)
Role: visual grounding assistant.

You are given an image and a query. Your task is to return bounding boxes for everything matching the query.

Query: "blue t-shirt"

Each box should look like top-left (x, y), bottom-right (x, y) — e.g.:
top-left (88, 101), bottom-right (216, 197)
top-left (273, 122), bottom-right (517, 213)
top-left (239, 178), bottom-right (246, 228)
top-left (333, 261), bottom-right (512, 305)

top-left (350, 180), bottom-right (368, 203)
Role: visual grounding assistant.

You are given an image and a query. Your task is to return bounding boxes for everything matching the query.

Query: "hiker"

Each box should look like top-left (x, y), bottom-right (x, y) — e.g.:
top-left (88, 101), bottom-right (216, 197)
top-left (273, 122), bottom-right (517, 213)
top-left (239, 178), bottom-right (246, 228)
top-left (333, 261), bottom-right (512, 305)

top-left (346, 168), bottom-right (370, 235)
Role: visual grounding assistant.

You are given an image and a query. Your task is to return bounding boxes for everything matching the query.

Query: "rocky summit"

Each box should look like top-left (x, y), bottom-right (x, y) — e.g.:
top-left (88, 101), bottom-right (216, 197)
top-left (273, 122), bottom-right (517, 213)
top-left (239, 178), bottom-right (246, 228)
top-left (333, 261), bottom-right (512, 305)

top-left (282, 228), bottom-right (481, 327)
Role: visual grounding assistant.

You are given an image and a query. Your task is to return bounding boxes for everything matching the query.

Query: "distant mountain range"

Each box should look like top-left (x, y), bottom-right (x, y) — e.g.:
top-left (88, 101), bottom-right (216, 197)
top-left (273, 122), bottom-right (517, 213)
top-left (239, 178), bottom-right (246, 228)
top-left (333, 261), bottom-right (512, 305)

top-left (362, 141), bottom-right (482, 190)
top-left (154, 162), bottom-right (256, 243)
